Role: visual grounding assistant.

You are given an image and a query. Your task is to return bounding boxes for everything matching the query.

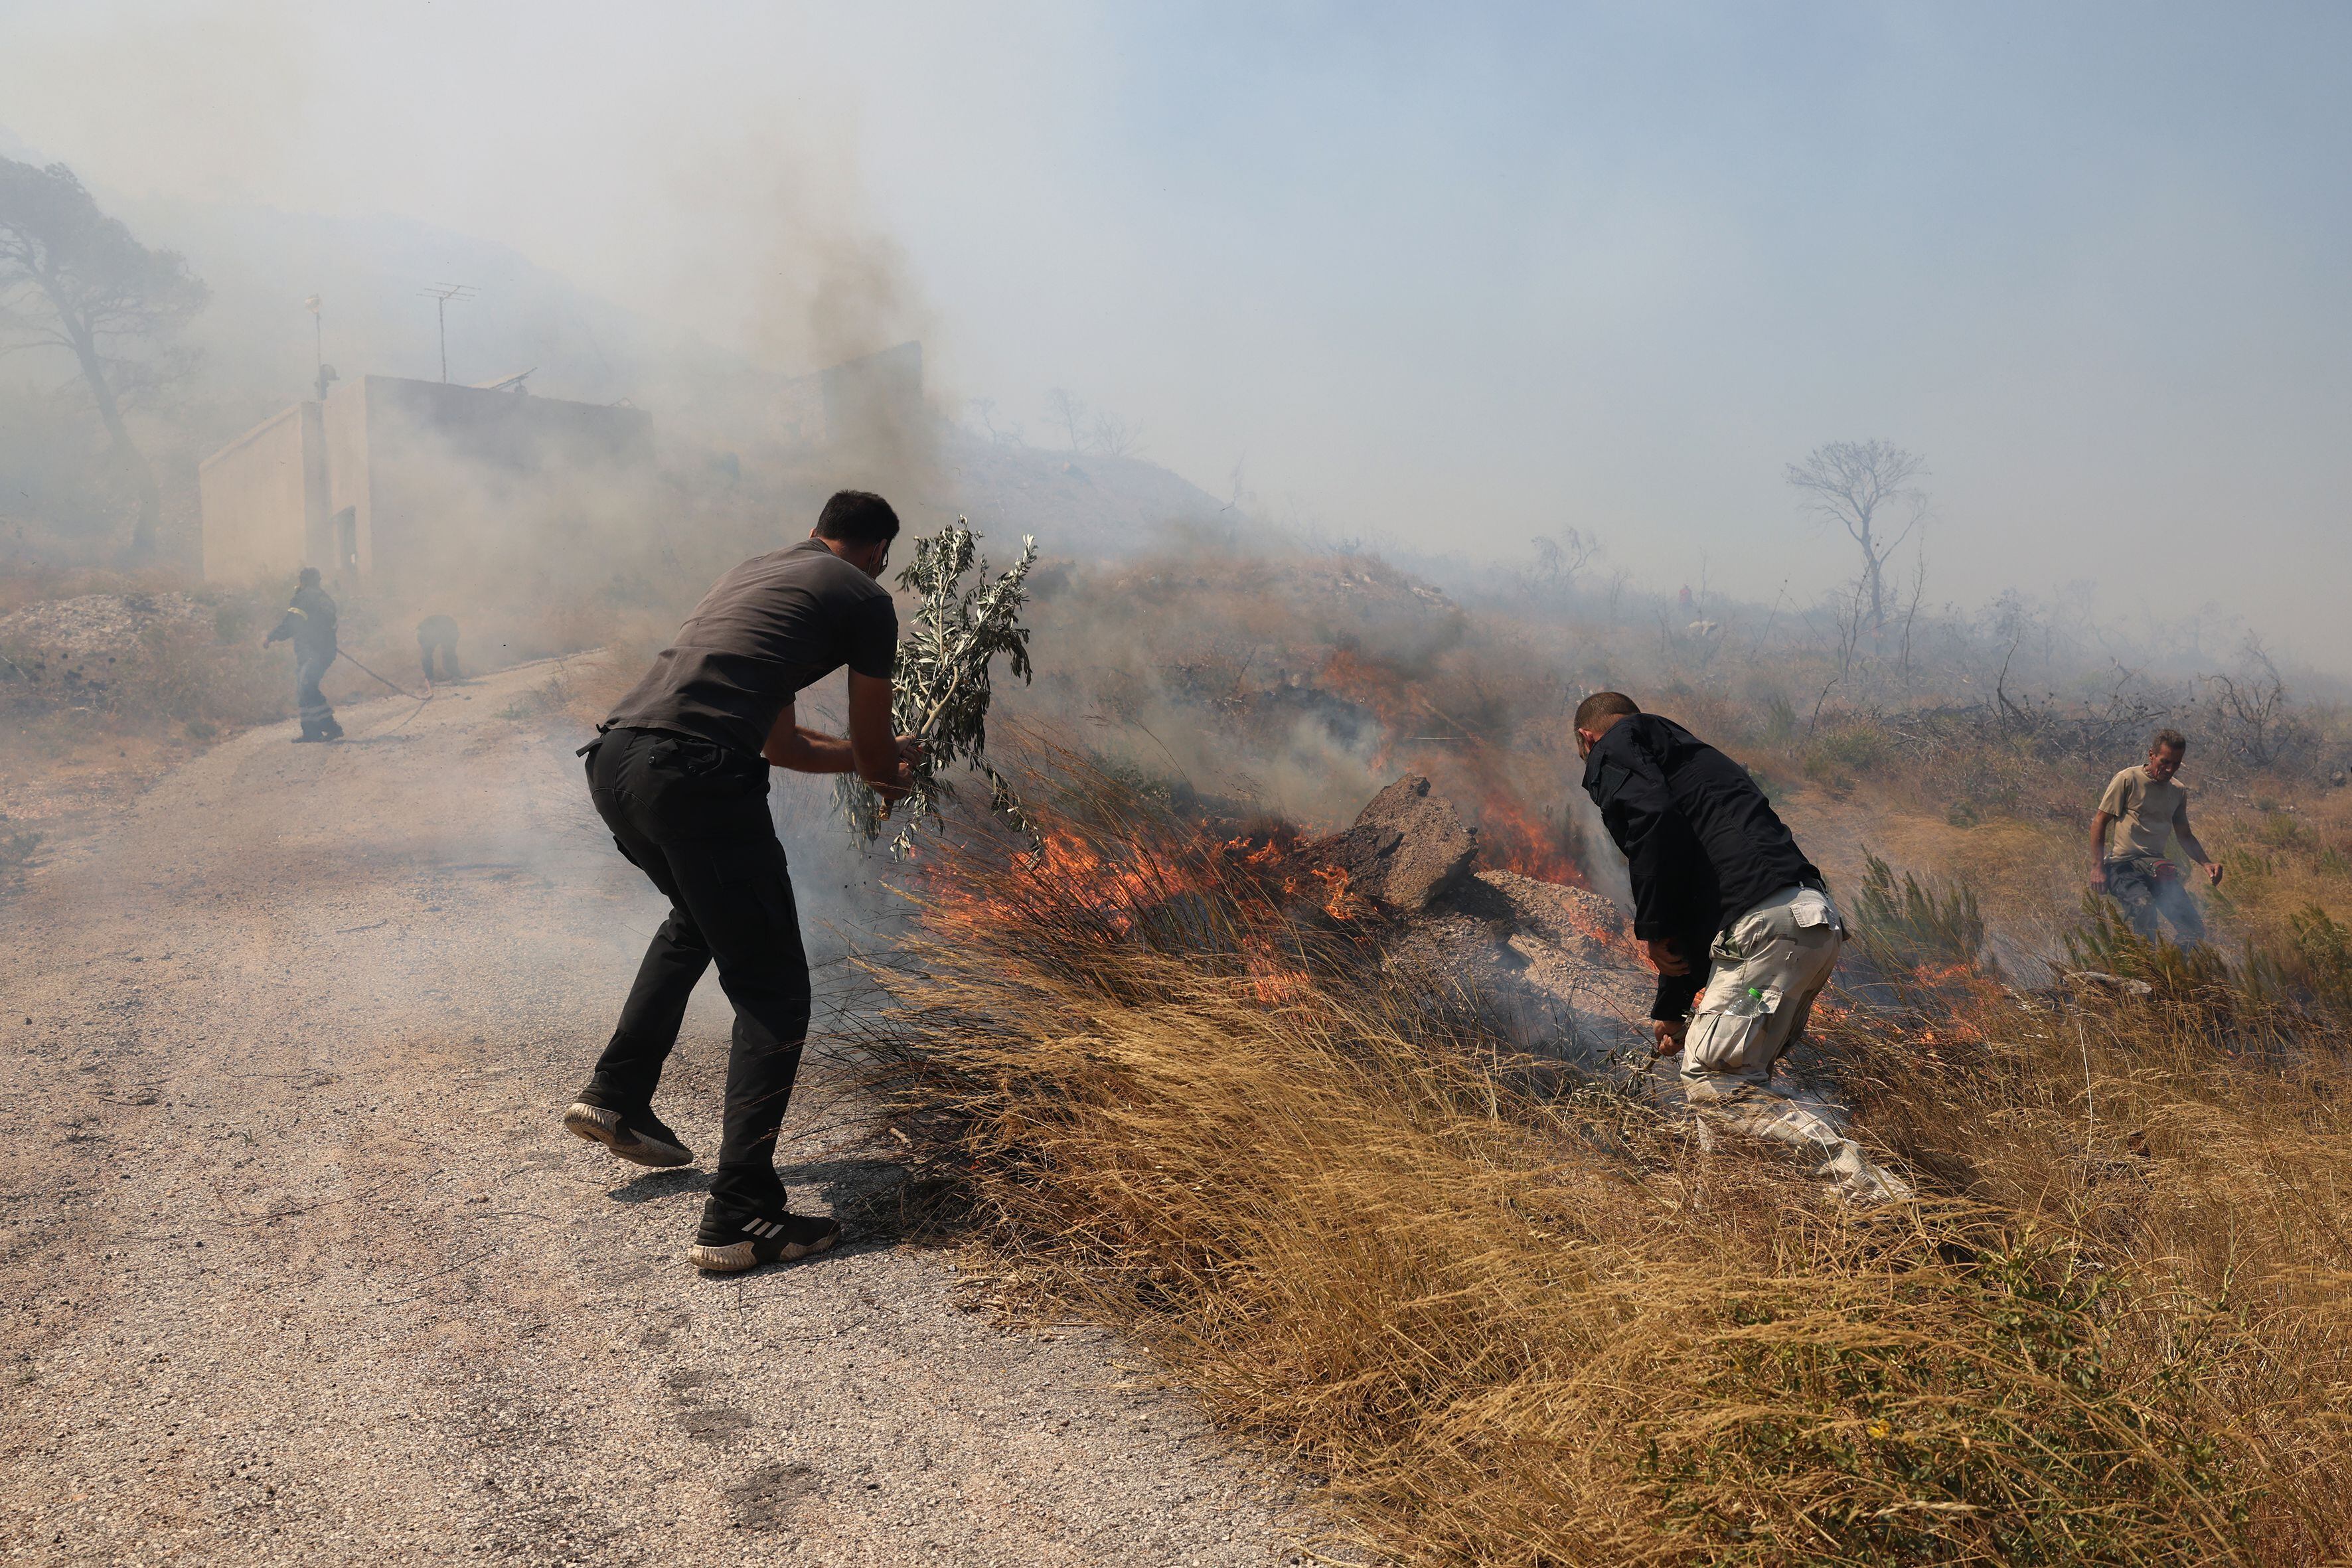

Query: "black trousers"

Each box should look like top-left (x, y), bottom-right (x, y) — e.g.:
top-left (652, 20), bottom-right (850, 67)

top-left (582, 727), bottom-right (811, 1214)
top-left (295, 649), bottom-right (337, 732)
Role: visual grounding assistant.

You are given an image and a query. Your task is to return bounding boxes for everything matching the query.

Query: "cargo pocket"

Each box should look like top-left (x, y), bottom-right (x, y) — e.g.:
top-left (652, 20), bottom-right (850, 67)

top-left (1789, 888), bottom-right (1842, 935)
top-left (696, 837), bottom-right (803, 960)
top-left (1686, 983), bottom-right (1785, 1073)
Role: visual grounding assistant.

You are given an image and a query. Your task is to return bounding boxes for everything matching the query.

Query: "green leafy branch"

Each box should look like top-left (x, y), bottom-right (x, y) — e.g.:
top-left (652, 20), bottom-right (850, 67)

top-left (838, 516), bottom-right (1039, 858)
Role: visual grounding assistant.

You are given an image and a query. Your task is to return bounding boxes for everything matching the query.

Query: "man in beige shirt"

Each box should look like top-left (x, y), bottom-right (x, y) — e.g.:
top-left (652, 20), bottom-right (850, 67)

top-left (2091, 728), bottom-right (2221, 947)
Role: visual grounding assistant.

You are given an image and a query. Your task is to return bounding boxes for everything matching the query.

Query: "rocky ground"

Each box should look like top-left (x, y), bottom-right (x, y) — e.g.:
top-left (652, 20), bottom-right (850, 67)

top-left (1318, 773), bottom-right (1658, 1068)
top-left (0, 661), bottom-right (1307, 1565)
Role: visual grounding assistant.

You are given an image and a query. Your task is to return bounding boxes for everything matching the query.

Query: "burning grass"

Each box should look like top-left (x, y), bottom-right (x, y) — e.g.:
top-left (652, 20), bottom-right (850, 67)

top-left (861, 765), bottom-right (2352, 1565)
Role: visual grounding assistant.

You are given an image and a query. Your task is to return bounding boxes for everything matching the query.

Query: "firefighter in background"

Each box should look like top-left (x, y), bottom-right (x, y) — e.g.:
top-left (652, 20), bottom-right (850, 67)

top-left (1575, 690), bottom-right (1911, 1203)
top-left (264, 566), bottom-right (343, 743)
top-left (417, 613), bottom-right (460, 684)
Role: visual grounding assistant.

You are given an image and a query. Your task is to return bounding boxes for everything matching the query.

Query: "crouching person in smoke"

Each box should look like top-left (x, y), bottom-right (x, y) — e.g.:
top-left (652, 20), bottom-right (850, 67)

top-left (567, 490), bottom-right (921, 1273)
top-left (264, 566), bottom-right (343, 742)
top-left (416, 613), bottom-right (460, 684)
top-left (1575, 691), bottom-right (1911, 1203)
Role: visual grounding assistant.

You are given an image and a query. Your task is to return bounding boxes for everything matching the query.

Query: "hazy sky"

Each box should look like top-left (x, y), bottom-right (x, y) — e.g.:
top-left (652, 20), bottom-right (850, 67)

top-left (4, 2), bottom-right (2348, 668)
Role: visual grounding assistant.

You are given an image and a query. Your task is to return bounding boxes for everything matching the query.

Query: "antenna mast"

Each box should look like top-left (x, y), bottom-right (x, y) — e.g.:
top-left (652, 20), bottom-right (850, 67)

top-left (417, 283), bottom-right (477, 383)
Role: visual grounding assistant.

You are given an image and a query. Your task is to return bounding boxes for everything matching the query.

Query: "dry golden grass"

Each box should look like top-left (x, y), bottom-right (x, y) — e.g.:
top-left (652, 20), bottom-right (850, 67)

top-left (863, 770), bottom-right (2352, 1565)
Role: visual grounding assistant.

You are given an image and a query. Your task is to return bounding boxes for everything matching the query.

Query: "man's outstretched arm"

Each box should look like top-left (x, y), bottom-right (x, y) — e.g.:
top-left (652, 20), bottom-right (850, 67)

top-left (761, 702), bottom-right (851, 772)
top-left (760, 681), bottom-right (919, 801)
top-left (2175, 799), bottom-right (2222, 885)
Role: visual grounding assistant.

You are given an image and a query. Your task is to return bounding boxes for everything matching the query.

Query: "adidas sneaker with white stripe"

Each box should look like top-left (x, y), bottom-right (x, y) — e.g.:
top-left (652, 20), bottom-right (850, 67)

top-left (689, 1206), bottom-right (842, 1273)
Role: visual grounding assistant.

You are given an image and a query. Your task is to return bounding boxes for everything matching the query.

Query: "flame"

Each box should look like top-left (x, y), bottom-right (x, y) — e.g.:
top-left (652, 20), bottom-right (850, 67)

top-left (1470, 785), bottom-right (1587, 886)
top-left (1310, 864), bottom-right (1365, 921)
top-left (926, 818), bottom-right (1368, 976)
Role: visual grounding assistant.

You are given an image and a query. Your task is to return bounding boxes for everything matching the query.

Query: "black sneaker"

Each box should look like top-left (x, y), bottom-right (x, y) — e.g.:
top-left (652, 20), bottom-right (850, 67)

top-left (562, 1095), bottom-right (692, 1168)
top-left (688, 1206), bottom-right (840, 1273)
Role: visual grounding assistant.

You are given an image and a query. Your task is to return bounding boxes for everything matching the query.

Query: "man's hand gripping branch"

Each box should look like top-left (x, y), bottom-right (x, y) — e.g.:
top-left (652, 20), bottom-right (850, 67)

top-left (762, 672), bottom-right (924, 803)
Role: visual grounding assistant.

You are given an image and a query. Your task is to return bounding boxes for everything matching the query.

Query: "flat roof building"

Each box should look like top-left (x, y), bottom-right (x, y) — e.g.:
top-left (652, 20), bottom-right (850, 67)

top-left (199, 374), bottom-right (653, 590)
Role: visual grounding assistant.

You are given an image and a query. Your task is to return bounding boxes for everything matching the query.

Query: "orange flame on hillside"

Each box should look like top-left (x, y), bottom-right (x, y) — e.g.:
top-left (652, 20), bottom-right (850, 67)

top-left (1470, 787), bottom-right (1588, 887)
top-left (917, 815), bottom-right (1383, 1008)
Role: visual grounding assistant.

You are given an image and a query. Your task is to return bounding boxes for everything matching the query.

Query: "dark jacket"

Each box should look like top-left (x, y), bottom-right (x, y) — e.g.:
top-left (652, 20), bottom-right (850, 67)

top-left (1581, 712), bottom-right (1822, 1020)
top-left (267, 585), bottom-right (339, 662)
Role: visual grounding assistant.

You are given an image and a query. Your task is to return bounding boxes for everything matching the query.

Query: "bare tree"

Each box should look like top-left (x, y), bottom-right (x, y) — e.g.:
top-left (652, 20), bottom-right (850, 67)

top-left (1784, 439), bottom-right (1926, 633)
top-left (1528, 528), bottom-right (1600, 595)
top-left (969, 397), bottom-right (1024, 448)
top-left (1219, 456), bottom-right (1250, 513)
top-left (1896, 546), bottom-right (1928, 692)
top-left (2203, 633), bottom-right (2308, 770)
top-left (1090, 409), bottom-right (1143, 457)
top-left (1043, 387), bottom-right (1089, 452)
top-left (1808, 575), bottom-right (1873, 734)
top-left (0, 159), bottom-right (207, 558)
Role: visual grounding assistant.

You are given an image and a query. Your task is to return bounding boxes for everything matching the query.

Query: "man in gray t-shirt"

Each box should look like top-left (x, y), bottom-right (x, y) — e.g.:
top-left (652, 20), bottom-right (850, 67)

top-left (566, 490), bottom-right (919, 1274)
top-left (2091, 728), bottom-right (2221, 947)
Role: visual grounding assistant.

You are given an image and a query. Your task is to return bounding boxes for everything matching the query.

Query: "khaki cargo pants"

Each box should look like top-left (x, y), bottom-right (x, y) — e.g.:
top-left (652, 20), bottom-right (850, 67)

top-left (1678, 885), bottom-right (1913, 1204)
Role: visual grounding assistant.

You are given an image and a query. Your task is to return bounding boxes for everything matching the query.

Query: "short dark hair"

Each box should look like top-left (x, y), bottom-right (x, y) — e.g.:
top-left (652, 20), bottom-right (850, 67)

top-left (815, 490), bottom-right (901, 544)
top-left (2152, 728), bottom-right (2187, 755)
top-left (297, 566), bottom-right (321, 586)
top-left (1575, 690), bottom-right (1640, 731)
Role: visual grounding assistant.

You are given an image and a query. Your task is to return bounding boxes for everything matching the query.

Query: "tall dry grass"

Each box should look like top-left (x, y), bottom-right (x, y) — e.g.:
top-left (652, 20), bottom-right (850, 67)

top-left (862, 769), bottom-right (2352, 1565)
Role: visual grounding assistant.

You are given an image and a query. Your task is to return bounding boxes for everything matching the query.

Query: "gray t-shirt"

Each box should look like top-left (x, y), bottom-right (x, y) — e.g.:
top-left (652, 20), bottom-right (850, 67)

top-left (605, 539), bottom-right (898, 758)
top-left (2097, 764), bottom-right (2192, 863)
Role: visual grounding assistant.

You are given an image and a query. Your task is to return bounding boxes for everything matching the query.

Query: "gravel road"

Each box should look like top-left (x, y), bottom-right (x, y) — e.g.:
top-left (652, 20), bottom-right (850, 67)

top-left (1, 661), bottom-right (1302, 1565)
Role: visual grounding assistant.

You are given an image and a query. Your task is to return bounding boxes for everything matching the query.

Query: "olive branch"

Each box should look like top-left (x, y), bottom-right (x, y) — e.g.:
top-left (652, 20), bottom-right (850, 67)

top-left (837, 516), bottom-right (1039, 857)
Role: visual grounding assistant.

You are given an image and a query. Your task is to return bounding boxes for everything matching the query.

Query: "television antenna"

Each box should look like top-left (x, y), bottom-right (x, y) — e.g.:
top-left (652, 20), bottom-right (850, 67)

top-left (303, 293), bottom-right (338, 402)
top-left (417, 282), bottom-right (477, 382)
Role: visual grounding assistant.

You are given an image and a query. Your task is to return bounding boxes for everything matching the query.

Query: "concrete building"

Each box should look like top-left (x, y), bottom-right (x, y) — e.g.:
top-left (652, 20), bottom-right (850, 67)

top-left (195, 402), bottom-right (331, 582)
top-left (199, 374), bottom-right (653, 589)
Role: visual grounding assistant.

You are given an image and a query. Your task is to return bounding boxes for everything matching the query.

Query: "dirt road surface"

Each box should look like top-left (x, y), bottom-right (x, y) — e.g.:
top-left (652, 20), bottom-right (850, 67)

top-left (1, 661), bottom-right (1300, 1565)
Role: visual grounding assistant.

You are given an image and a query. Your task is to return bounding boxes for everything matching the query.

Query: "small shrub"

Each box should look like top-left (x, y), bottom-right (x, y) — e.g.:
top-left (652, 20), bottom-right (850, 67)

top-left (1853, 850), bottom-right (1989, 973)
top-left (1802, 722), bottom-right (1893, 794)
top-left (2223, 848), bottom-right (2276, 886)
top-left (499, 669), bottom-right (573, 720)
top-left (2256, 812), bottom-right (2311, 852)
top-left (2059, 898), bottom-right (2307, 1048)
top-left (2285, 905), bottom-right (2352, 1014)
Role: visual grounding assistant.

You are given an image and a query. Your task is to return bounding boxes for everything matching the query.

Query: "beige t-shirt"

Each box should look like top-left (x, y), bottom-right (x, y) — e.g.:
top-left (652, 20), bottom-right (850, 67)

top-left (2098, 765), bottom-right (2191, 862)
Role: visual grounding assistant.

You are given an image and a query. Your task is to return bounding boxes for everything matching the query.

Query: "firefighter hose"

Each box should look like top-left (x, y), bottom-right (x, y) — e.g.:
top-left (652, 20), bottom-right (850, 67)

top-left (336, 649), bottom-right (432, 701)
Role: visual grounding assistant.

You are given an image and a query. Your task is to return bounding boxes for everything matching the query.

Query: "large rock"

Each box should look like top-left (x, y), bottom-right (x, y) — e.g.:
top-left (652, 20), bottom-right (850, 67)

top-left (1473, 869), bottom-right (1630, 957)
top-left (1324, 774), bottom-right (1479, 910)
top-left (1312, 776), bottom-right (1654, 1069)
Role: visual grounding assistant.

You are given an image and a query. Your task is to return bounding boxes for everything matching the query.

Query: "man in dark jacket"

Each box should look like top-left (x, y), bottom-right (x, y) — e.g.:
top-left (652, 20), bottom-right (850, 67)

top-left (1576, 691), bottom-right (1908, 1202)
top-left (566, 490), bottom-right (921, 1273)
top-left (264, 567), bottom-right (343, 742)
